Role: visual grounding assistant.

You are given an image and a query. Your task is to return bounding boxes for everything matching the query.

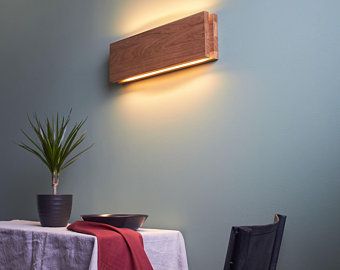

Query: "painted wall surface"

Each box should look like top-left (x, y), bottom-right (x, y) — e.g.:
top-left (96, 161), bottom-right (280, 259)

top-left (1, 0), bottom-right (340, 269)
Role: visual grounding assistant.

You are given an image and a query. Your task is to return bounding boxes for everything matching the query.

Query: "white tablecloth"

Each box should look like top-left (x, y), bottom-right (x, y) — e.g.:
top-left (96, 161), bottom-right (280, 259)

top-left (0, 220), bottom-right (188, 270)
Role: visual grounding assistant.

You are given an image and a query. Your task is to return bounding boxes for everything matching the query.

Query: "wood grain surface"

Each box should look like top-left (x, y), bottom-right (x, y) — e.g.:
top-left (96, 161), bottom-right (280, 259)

top-left (109, 11), bottom-right (218, 83)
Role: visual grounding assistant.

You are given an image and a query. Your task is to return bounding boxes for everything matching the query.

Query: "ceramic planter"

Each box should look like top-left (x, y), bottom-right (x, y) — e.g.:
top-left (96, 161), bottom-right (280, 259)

top-left (37, 194), bottom-right (72, 227)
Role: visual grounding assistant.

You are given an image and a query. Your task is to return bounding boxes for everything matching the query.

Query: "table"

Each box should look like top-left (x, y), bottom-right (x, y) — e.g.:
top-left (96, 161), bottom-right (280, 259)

top-left (0, 220), bottom-right (188, 270)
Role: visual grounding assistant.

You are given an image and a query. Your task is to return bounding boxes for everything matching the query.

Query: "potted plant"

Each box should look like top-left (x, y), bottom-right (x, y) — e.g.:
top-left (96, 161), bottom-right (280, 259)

top-left (17, 110), bottom-right (93, 227)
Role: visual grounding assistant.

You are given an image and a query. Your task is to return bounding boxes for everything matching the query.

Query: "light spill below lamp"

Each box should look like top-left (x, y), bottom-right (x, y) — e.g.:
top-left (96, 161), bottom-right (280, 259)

top-left (109, 11), bottom-right (218, 84)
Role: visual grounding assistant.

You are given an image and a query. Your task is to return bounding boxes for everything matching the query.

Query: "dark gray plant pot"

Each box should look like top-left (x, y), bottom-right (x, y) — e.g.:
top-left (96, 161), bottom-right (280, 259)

top-left (37, 194), bottom-right (72, 227)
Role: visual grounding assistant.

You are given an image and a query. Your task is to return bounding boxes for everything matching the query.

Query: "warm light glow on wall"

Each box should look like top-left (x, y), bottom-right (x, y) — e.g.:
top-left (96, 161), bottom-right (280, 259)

top-left (112, 72), bottom-right (225, 131)
top-left (113, 0), bottom-right (222, 37)
top-left (119, 58), bottom-right (213, 83)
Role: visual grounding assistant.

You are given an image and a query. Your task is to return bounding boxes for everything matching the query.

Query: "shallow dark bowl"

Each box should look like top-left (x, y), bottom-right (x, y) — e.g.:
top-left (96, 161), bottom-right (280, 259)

top-left (81, 214), bottom-right (148, 230)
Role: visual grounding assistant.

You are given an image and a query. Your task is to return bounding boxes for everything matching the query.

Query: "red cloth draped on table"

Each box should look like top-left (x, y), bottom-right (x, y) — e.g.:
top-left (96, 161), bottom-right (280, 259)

top-left (67, 221), bottom-right (153, 270)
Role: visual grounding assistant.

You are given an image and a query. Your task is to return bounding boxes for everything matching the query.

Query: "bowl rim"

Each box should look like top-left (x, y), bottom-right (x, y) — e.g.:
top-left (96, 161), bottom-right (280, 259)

top-left (81, 214), bottom-right (148, 218)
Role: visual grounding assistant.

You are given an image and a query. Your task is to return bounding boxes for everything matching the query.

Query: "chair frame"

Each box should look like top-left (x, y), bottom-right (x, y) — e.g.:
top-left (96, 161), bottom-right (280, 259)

top-left (224, 214), bottom-right (286, 270)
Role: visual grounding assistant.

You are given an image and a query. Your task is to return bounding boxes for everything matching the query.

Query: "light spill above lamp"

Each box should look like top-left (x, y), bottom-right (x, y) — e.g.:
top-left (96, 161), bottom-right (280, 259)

top-left (109, 11), bottom-right (218, 84)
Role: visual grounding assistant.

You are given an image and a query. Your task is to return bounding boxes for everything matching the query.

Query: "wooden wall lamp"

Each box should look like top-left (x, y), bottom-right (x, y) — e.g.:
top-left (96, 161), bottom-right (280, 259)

top-left (109, 11), bottom-right (218, 84)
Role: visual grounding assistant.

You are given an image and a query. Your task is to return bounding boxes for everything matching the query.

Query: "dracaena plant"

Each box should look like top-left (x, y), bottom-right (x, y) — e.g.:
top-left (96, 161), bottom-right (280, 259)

top-left (17, 110), bottom-right (93, 195)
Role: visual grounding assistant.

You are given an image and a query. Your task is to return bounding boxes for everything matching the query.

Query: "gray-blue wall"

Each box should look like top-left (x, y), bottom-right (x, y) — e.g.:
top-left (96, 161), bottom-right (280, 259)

top-left (1, 0), bottom-right (339, 269)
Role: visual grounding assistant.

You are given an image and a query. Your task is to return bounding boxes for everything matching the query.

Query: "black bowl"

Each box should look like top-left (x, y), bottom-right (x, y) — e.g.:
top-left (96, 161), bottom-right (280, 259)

top-left (81, 214), bottom-right (148, 230)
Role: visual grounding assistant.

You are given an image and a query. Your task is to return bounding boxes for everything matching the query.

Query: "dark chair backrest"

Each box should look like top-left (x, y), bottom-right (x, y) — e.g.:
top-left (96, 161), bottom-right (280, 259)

top-left (224, 214), bottom-right (286, 270)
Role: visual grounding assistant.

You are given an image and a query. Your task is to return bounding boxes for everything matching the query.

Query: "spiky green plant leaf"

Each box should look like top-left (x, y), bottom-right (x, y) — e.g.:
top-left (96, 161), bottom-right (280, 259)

top-left (17, 110), bottom-right (93, 177)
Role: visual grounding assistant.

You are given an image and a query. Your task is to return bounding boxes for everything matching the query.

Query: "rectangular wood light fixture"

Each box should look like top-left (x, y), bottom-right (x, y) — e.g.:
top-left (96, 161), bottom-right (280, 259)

top-left (109, 11), bottom-right (218, 84)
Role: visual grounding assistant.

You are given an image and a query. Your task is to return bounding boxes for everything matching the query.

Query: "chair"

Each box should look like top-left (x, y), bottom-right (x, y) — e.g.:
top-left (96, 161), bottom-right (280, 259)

top-left (224, 214), bottom-right (286, 270)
